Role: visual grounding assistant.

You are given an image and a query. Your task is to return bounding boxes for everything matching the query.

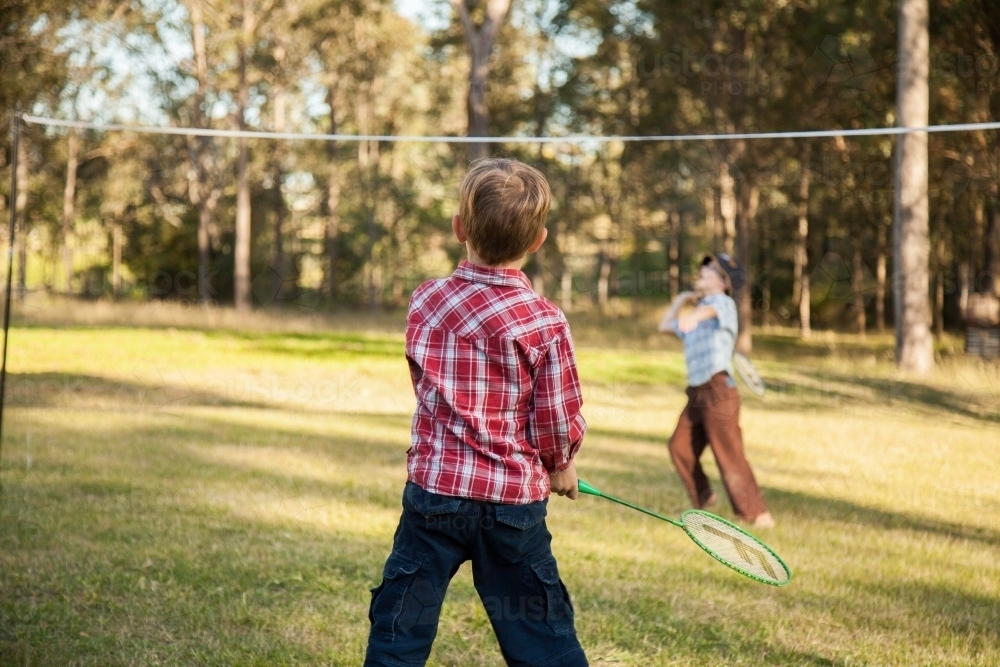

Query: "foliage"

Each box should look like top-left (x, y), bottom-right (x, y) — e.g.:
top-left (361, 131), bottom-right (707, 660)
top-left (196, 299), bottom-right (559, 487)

top-left (1, 0), bottom-right (999, 330)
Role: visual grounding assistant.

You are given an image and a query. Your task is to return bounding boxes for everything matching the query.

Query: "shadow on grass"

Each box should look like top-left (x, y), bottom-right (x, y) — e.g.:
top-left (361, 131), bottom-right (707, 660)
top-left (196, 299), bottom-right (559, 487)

top-left (751, 369), bottom-right (1000, 424)
top-left (750, 332), bottom-right (894, 362)
top-left (0, 411), bottom-right (404, 665)
top-left (763, 486), bottom-right (1000, 549)
top-left (1, 497), bottom-right (385, 665)
top-left (3, 372), bottom-right (417, 418)
top-left (572, 430), bottom-right (1000, 550)
top-left (4, 371), bottom-right (269, 411)
top-left (4, 408), bottom-right (999, 666)
top-left (209, 329), bottom-right (405, 360)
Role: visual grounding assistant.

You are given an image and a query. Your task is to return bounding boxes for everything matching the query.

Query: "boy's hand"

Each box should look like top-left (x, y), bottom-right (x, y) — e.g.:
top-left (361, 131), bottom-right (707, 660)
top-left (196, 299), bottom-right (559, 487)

top-left (677, 304), bottom-right (718, 333)
top-left (550, 460), bottom-right (579, 500)
top-left (658, 292), bottom-right (699, 333)
top-left (675, 290), bottom-right (698, 305)
top-left (677, 312), bottom-right (701, 333)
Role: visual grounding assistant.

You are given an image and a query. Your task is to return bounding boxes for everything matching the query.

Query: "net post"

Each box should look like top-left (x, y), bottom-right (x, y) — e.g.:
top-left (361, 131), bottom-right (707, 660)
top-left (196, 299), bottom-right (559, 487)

top-left (0, 106), bottom-right (21, 488)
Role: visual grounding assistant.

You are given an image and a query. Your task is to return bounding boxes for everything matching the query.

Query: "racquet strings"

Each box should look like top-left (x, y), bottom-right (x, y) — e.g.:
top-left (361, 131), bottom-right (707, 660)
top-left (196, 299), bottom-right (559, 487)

top-left (733, 351), bottom-right (766, 396)
top-left (681, 510), bottom-right (791, 586)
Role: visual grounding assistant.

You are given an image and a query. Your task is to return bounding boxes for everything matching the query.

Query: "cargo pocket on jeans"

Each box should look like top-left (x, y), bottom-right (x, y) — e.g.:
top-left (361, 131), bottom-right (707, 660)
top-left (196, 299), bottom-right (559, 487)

top-left (369, 552), bottom-right (422, 642)
top-left (529, 556), bottom-right (575, 636)
top-left (493, 500), bottom-right (547, 530)
top-left (404, 482), bottom-right (463, 517)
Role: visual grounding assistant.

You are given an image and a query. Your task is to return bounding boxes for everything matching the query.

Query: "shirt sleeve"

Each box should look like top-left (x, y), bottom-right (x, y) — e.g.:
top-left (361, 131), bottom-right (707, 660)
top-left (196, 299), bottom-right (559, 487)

top-left (704, 294), bottom-right (738, 339)
top-left (668, 317), bottom-right (685, 340)
top-left (529, 329), bottom-right (586, 473)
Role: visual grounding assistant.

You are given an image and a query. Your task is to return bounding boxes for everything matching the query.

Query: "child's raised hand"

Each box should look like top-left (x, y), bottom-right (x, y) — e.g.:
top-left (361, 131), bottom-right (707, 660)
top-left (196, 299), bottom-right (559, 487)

top-left (677, 312), bottom-right (701, 333)
top-left (675, 290), bottom-right (698, 304)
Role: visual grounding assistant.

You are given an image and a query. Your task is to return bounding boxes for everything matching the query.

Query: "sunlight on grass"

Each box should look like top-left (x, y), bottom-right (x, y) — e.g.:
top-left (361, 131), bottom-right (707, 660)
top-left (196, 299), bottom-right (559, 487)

top-left (2, 322), bottom-right (999, 665)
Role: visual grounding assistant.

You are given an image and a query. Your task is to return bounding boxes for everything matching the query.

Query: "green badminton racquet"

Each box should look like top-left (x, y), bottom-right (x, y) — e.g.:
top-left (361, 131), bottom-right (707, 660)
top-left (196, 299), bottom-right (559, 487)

top-left (732, 351), bottom-right (766, 397)
top-left (578, 479), bottom-right (791, 586)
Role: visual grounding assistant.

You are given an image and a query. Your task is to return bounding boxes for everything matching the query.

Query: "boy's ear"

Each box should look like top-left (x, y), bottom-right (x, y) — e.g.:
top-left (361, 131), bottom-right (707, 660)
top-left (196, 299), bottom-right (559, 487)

top-left (452, 215), bottom-right (467, 243)
top-left (527, 227), bottom-right (548, 254)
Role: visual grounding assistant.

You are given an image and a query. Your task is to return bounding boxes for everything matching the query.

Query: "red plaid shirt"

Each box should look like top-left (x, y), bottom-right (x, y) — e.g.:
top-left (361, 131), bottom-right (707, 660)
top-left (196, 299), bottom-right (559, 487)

top-left (405, 260), bottom-right (586, 504)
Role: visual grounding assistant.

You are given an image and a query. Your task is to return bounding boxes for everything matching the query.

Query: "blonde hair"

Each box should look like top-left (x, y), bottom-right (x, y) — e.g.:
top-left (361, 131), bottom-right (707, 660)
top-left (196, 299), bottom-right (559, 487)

top-left (458, 158), bottom-right (551, 265)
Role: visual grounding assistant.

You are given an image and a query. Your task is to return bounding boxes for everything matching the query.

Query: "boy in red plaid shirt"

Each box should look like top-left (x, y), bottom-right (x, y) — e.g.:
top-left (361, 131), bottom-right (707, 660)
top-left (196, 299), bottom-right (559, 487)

top-left (364, 158), bottom-right (588, 667)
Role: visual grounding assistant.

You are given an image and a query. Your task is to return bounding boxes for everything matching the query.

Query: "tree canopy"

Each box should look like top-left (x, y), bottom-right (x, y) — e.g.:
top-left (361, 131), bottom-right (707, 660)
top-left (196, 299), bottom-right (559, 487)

top-left (3, 0), bottom-right (999, 365)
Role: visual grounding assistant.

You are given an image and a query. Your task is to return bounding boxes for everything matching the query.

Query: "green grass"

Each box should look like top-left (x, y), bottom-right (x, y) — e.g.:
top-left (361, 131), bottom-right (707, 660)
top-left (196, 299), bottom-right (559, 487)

top-left (1, 316), bottom-right (999, 665)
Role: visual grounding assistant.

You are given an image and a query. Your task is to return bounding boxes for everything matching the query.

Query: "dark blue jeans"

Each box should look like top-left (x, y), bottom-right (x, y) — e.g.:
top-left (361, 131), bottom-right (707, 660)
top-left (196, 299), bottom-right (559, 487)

top-left (364, 482), bottom-right (588, 667)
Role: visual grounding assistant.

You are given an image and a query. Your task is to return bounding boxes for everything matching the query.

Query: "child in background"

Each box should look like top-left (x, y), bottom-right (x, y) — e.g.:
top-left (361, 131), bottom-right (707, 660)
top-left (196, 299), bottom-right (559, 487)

top-left (364, 158), bottom-right (589, 667)
top-left (659, 253), bottom-right (775, 529)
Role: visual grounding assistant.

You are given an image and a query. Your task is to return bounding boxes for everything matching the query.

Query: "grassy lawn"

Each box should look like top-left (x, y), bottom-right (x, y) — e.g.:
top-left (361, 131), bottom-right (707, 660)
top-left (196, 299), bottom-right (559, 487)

top-left (1, 310), bottom-right (999, 665)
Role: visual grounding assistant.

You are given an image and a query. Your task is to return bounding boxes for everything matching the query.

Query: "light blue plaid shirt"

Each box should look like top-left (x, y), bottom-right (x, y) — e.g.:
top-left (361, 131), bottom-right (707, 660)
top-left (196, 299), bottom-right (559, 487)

top-left (671, 293), bottom-right (738, 387)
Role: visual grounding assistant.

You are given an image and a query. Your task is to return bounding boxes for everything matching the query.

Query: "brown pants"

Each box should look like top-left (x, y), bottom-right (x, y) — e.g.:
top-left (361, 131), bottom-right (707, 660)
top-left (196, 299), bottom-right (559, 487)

top-left (668, 372), bottom-right (768, 520)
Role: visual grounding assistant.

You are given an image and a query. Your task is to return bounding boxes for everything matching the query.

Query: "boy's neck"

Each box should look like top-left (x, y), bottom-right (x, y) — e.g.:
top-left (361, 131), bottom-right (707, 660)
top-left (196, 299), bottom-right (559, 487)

top-left (465, 246), bottom-right (525, 271)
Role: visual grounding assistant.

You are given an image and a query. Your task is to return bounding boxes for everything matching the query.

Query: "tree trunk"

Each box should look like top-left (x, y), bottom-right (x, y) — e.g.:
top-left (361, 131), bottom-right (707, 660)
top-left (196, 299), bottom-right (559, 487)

top-left (325, 81), bottom-right (341, 303)
top-left (392, 215), bottom-right (406, 308)
top-left (668, 210), bottom-right (680, 297)
top-left (934, 236), bottom-right (949, 337)
top-left (795, 146), bottom-right (812, 337)
top-left (985, 203), bottom-right (999, 296)
top-left (627, 203), bottom-right (640, 319)
top-left (61, 129), bottom-right (78, 293)
top-left (112, 214), bottom-right (122, 298)
top-left (560, 266), bottom-right (572, 313)
top-left (970, 197), bottom-right (984, 291)
top-left (934, 262), bottom-right (945, 338)
top-left (366, 147), bottom-right (380, 312)
top-left (893, 0), bottom-right (933, 373)
top-left (197, 201), bottom-right (213, 302)
top-left (597, 247), bottom-right (611, 313)
top-left (467, 44), bottom-right (490, 163)
top-left (761, 232), bottom-right (772, 329)
top-left (356, 73), bottom-right (383, 311)
top-left (186, 0), bottom-right (217, 305)
top-left (15, 133), bottom-right (28, 301)
top-left (270, 51), bottom-right (287, 263)
top-left (735, 183), bottom-right (758, 355)
top-left (233, 1), bottom-right (253, 313)
top-left (853, 246), bottom-right (867, 339)
top-left (799, 274), bottom-right (811, 337)
top-left (792, 145), bottom-right (811, 312)
top-left (958, 260), bottom-right (970, 321)
top-left (876, 219), bottom-right (887, 333)
top-left (703, 189), bottom-right (717, 251)
top-left (450, 0), bottom-right (511, 163)
top-left (719, 164), bottom-right (737, 256)
top-left (532, 244), bottom-right (546, 296)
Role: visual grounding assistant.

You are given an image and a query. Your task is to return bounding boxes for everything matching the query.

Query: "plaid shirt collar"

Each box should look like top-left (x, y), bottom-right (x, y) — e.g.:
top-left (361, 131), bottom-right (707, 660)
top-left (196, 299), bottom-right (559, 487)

top-left (453, 260), bottom-right (532, 290)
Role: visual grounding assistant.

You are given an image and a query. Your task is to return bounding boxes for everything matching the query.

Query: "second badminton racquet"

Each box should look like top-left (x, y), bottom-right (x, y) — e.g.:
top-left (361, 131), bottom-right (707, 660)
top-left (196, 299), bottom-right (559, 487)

top-left (732, 351), bottom-right (766, 397)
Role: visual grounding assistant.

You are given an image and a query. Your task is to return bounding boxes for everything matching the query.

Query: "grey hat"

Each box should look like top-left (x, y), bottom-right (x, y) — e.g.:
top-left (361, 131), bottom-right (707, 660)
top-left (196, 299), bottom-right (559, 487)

top-left (702, 252), bottom-right (747, 296)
